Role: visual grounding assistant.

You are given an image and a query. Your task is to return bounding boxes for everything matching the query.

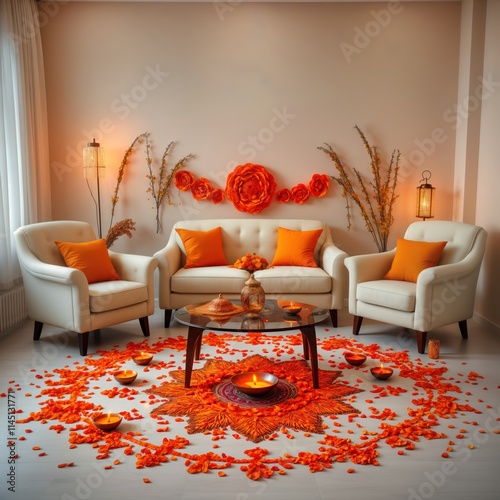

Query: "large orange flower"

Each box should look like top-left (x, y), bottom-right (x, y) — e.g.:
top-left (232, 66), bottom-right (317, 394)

top-left (309, 174), bottom-right (330, 197)
top-left (225, 164), bottom-right (277, 214)
top-left (174, 170), bottom-right (195, 191)
top-left (191, 178), bottom-right (212, 201)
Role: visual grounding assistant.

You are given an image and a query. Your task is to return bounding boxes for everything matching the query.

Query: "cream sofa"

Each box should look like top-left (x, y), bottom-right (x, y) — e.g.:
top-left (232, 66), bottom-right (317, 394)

top-left (154, 219), bottom-right (348, 328)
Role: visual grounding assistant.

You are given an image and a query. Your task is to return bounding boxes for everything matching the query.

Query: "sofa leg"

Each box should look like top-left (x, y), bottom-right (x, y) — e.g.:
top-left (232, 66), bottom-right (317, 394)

top-left (416, 331), bottom-right (427, 354)
top-left (139, 317), bottom-right (150, 337)
top-left (353, 315), bottom-right (363, 335)
top-left (329, 309), bottom-right (338, 328)
top-left (34, 321), bottom-right (43, 340)
top-left (164, 309), bottom-right (172, 328)
top-left (458, 320), bottom-right (468, 339)
top-left (79, 332), bottom-right (89, 356)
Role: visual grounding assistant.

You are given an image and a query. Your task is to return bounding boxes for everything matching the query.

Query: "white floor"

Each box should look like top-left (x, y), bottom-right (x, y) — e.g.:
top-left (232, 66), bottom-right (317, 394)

top-left (1, 306), bottom-right (499, 500)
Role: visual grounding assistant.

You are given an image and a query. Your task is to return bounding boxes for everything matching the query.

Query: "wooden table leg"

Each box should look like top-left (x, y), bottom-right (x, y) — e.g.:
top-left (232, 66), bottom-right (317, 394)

top-left (185, 325), bottom-right (204, 388)
top-left (299, 325), bottom-right (319, 388)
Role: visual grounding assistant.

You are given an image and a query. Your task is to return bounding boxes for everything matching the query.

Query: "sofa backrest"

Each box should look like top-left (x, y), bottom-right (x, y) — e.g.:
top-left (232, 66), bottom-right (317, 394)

top-left (14, 220), bottom-right (97, 266)
top-left (171, 219), bottom-right (331, 265)
top-left (404, 220), bottom-right (486, 266)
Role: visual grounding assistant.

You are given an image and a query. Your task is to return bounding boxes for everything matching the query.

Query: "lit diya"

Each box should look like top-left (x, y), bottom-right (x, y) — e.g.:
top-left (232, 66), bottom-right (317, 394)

top-left (344, 352), bottom-right (367, 366)
top-left (231, 372), bottom-right (278, 396)
top-left (370, 363), bottom-right (394, 380)
top-left (113, 369), bottom-right (138, 385)
top-left (132, 351), bottom-right (153, 365)
top-left (92, 411), bottom-right (122, 431)
top-left (282, 303), bottom-right (302, 315)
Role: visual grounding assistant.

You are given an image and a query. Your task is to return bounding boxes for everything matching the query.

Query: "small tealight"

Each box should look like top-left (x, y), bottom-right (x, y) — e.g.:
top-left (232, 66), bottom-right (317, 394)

top-left (344, 352), bottom-right (367, 366)
top-left (370, 364), bottom-right (394, 380)
top-left (92, 412), bottom-right (122, 431)
top-left (132, 352), bottom-right (153, 365)
top-left (113, 369), bottom-right (138, 385)
top-left (282, 304), bottom-right (302, 315)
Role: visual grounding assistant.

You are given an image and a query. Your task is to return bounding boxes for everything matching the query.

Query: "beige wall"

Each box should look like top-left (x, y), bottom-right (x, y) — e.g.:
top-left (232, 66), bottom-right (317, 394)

top-left (41, 1), bottom-right (461, 258)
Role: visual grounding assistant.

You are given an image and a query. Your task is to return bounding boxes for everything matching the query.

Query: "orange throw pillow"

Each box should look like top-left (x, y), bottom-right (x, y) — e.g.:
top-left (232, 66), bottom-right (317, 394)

top-left (175, 227), bottom-right (227, 269)
top-left (271, 227), bottom-right (322, 267)
top-left (384, 238), bottom-right (447, 282)
top-left (55, 239), bottom-right (120, 284)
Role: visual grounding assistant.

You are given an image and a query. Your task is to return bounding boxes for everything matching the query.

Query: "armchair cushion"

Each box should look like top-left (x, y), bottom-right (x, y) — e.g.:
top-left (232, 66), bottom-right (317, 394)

top-left (175, 227), bottom-right (227, 268)
top-left (270, 227), bottom-right (322, 267)
top-left (384, 238), bottom-right (446, 282)
top-left (55, 238), bottom-right (120, 284)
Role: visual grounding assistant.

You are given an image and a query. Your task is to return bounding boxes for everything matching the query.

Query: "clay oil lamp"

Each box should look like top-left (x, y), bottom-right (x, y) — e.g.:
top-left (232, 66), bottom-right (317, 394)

top-left (282, 302), bottom-right (302, 315)
top-left (132, 351), bottom-right (153, 365)
top-left (370, 363), bottom-right (394, 380)
top-left (231, 372), bottom-right (278, 396)
top-left (113, 369), bottom-right (138, 385)
top-left (92, 411), bottom-right (122, 431)
top-left (344, 352), bottom-right (367, 366)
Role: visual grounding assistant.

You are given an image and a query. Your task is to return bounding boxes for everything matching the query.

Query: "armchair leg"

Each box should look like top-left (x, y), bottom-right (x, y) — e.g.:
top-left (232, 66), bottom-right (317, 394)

top-left (329, 309), bottom-right (338, 328)
top-left (164, 309), bottom-right (172, 328)
top-left (79, 332), bottom-right (89, 356)
top-left (139, 317), bottom-right (150, 337)
top-left (34, 321), bottom-right (43, 340)
top-left (353, 315), bottom-right (363, 335)
top-left (416, 331), bottom-right (427, 354)
top-left (458, 320), bottom-right (468, 339)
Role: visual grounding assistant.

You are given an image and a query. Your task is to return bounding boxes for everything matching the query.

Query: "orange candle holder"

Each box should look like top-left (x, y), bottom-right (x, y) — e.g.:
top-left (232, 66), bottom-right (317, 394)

top-left (344, 352), bottom-right (367, 366)
top-left (132, 352), bottom-right (153, 365)
top-left (92, 412), bottom-right (122, 431)
top-left (113, 369), bottom-right (138, 385)
top-left (370, 365), bottom-right (394, 380)
top-left (231, 372), bottom-right (278, 396)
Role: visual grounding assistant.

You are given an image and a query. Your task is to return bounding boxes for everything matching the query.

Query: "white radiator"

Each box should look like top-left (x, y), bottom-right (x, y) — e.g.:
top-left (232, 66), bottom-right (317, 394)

top-left (0, 286), bottom-right (28, 331)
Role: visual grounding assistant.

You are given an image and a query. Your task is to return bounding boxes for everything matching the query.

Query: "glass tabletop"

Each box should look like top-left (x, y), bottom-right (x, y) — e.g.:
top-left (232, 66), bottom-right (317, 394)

top-left (173, 299), bottom-right (329, 332)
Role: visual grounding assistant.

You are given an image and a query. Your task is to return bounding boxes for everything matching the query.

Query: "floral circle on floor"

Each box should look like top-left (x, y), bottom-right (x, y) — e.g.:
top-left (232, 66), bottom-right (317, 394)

top-left (8, 329), bottom-right (499, 482)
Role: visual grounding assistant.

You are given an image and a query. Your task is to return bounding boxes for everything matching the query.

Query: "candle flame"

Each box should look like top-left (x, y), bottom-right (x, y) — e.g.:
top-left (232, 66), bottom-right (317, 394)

top-left (107, 411), bottom-right (111, 423)
top-left (380, 363), bottom-right (384, 369)
top-left (252, 374), bottom-right (257, 386)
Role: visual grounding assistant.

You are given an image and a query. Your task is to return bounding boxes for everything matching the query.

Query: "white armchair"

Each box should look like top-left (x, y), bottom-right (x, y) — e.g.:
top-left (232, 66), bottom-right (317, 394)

top-left (14, 221), bottom-right (157, 356)
top-left (344, 221), bottom-right (487, 353)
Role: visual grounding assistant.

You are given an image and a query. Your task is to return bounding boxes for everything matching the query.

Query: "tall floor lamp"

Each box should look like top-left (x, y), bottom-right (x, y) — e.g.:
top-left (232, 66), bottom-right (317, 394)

top-left (83, 139), bottom-right (105, 238)
top-left (416, 170), bottom-right (435, 221)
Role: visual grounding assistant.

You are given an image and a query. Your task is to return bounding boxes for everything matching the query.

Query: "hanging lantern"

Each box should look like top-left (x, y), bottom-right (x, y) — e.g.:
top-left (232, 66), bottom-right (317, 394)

top-left (416, 170), bottom-right (435, 221)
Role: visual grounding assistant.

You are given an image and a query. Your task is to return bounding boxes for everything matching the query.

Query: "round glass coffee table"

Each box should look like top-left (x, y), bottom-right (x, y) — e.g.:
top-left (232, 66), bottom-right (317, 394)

top-left (173, 299), bottom-right (329, 389)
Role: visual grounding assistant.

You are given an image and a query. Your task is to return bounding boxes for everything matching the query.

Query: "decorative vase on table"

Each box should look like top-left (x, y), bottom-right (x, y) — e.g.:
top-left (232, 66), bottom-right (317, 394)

top-left (241, 273), bottom-right (265, 314)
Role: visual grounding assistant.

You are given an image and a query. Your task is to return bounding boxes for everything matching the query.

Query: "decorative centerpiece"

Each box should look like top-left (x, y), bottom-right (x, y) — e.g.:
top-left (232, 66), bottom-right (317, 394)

top-left (344, 352), bottom-right (367, 366)
top-left (231, 372), bottom-right (278, 396)
top-left (92, 412), bottom-right (122, 431)
top-left (240, 274), bottom-right (265, 313)
top-left (113, 369), bottom-right (138, 385)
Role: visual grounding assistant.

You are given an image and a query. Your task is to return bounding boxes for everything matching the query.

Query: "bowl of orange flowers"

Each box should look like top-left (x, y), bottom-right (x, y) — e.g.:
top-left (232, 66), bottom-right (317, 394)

top-left (233, 253), bottom-right (269, 272)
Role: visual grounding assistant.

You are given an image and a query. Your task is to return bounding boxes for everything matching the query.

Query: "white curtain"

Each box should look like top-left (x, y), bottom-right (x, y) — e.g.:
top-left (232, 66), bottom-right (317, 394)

top-left (0, 0), bottom-right (51, 290)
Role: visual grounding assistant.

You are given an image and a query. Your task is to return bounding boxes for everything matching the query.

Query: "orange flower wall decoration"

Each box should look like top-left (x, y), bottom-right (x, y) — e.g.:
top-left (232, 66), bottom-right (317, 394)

top-left (225, 163), bottom-right (277, 214)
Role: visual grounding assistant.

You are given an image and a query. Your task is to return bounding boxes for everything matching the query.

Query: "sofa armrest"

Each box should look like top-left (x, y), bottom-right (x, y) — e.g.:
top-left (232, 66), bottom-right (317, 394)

top-left (320, 242), bottom-right (348, 308)
top-left (153, 238), bottom-right (183, 308)
top-left (344, 250), bottom-right (396, 315)
top-left (109, 252), bottom-right (158, 284)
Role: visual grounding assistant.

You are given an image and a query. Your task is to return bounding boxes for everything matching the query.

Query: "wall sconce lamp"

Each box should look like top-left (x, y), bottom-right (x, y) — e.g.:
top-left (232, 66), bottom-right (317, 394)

top-left (83, 139), bottom-right (105, 238)
top-left (416, 170), bottom-right (435, 221)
